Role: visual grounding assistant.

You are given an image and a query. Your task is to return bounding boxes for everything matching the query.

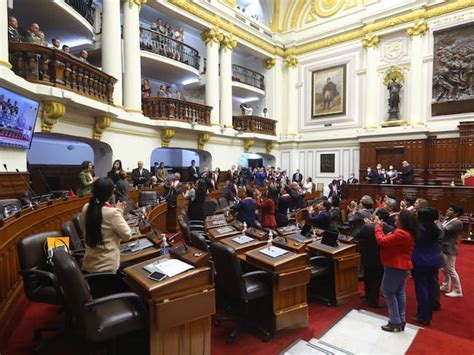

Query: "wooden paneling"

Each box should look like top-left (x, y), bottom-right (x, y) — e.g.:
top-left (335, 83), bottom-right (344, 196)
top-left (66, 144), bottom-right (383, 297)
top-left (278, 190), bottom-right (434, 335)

top-left (0, 172), bottom-right (30, 199)
top-left (28, 164), bottom-right (81, 195)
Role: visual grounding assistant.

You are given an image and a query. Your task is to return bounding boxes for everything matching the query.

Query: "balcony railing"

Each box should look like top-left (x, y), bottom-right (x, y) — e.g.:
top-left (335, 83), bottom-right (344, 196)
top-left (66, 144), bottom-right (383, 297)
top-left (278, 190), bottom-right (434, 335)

top-left (143, 97), bottom-right (212, 125)
top-left (9, 42), bottom-right (117, 105)
top-left (139, 28), bottom-right (200, 70)
top-left (233, 115), bottom-right (276, 135)
top-left (232, 64), bottom-right (265, 90)
top-left (64, 0), bottom-right (96, 25)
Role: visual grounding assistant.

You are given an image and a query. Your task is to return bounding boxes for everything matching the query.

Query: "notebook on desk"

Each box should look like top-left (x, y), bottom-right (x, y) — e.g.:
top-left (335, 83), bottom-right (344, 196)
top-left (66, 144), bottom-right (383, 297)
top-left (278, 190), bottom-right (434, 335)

top-left (143, 259), bottom-right (194, 277)
top-left (259, 246), bottom-right (289, 258)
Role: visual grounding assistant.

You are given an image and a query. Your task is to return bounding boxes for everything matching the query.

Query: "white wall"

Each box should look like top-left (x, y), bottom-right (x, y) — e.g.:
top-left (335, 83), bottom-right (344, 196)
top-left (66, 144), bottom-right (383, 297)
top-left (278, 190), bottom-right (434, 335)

top-left (28, 137), bottom-right (94, 165)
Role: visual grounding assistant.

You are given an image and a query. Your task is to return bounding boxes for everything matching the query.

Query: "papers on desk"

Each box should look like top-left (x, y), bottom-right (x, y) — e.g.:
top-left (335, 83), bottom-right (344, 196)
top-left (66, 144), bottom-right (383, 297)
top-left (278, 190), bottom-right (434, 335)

top-left (259, 246), bottom-right (289, 258)
top-left (144, 259), bottom-right (194, 277)
top-left (211, 219), bottom-right (225, 225)
top-left (216, 226), bottom-right (234, 234)
top-left (232, 235), bottom-right (254, 245)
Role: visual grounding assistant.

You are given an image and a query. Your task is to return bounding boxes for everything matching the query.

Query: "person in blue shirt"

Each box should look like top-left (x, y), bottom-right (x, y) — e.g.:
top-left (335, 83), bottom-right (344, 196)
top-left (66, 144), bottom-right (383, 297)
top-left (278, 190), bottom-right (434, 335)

top-left (308, 200), bottom-right (332, 230)
top-left (234, 189), bottom-right (257, 227)
top-left (255, 167), bottom-right (267, 187)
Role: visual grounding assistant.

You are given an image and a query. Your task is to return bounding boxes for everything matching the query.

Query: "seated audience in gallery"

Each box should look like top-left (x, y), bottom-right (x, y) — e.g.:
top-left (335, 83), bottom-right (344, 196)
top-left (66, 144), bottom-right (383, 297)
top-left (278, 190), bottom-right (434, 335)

top-left (8, 16), bottom-right (21, 42)
top-left (62, 44), bottom-right (70, 53)
top-left (401, 160), bottom-right (414, 184)
top-left (79, 50), bottom-right (89, 63)
top-left (107, 159), bottom-right (125, 185)
top-left (131, 160), bottom-right (150, 188)
top-left (51, 37), bottom-right (61, 50)
top-left (158, 85), bottom-right (167, 97)
top-left (23, 23), bottom-right (42, 45)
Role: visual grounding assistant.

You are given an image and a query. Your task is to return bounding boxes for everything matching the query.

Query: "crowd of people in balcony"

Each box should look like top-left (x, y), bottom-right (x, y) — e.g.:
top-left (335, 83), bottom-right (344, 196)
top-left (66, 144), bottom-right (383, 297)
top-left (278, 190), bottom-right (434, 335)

top-left (7, 16), bottom-right (90, 63)
top-left (363, 161), bottom-right (414, 185)
top-left (0, 94), bottom-right (26, 131)
top-left (141, 79), bottom-right (185, 100)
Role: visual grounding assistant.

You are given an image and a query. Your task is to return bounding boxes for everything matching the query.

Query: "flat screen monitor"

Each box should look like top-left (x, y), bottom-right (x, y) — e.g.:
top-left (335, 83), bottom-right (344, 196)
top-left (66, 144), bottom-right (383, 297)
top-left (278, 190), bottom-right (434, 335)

top-left (0, 87), bottom-right (39, 149)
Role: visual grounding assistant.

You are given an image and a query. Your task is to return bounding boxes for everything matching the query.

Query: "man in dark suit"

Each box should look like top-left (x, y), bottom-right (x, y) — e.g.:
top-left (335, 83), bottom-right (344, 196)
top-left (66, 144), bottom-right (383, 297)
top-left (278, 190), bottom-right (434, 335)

top-left (347, 173), bottom-right (359, 184)
top-left (188, 160), bottom-right (199, 182)
top-left (328, 179), bottom-right (341, 199)
top-left (131, 160), bottom-right (150, 188)
top-left (348, 195), bottom-right (374, 237)
top-left (401, 160), bottom-right (414, 184)
top-left (225, 178), bottom-right (239, 202)
top-left (363, 167), bottom-right (376, 183)
top-left (292, 169), bottom-right (303, 185)
top-left (163, 173), bottom-right (182, 208)
top-left (357, 208), bottom-right (394, 308)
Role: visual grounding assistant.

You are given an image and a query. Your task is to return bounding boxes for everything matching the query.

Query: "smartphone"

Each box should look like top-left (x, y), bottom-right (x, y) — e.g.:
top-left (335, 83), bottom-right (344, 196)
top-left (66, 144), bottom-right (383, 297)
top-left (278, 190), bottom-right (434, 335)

top-left (148, 271), bottom-right (167, 281)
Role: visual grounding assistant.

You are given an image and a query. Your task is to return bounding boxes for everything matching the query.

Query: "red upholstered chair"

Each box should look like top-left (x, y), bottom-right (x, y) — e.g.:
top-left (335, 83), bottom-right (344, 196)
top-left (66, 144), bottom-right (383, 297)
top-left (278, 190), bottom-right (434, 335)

top-left (464, 176), bottom-right (474, 186)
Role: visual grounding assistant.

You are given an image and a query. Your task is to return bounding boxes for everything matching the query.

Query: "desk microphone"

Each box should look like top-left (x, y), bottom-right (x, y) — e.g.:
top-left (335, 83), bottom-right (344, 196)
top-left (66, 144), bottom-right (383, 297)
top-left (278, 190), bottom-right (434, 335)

top-left (15, 168), bottom-right (38, 199)
top-left (37, 167), bottom-right (53, 193)
top-left (3, 164), bottom-right (18, 197)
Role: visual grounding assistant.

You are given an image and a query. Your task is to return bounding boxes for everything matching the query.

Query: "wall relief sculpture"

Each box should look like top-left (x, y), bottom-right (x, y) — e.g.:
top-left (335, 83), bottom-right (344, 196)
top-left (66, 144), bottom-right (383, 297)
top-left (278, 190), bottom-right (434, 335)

top-left (432, 23), bottom-right (474, 116)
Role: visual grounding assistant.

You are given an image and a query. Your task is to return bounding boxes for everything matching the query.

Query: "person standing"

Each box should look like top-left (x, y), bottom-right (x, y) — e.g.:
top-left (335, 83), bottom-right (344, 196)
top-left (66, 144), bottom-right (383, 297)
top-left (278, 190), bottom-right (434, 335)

top-left (234, 189), bottom-right (257, 227)
top-left (188, 160), bottom-right (199, 182)
top-left (184, 179), bottom-right (206, 222)
top-left (256, 187), bottom-right (277, 230)
top-left (292, 169), bottom-right (303, 184)
top-left (401, 161), bottom-right (414, 185)
top-left (131, 161), bottom-right (150, 188)
top-left (77, 161), bottom-right (98, 197)
top-left (107, 159), bottom-right (124, 185)
top-left (155, 162), bottom-right (168, 184)
top-left (373, 209), bottom-right (417, 332)
top-left (115, 171), bottom-right (130, 203)
top-left (439, 204), bottom-right (464, 298)
top-left (163, 173), bottom-right (182, 208)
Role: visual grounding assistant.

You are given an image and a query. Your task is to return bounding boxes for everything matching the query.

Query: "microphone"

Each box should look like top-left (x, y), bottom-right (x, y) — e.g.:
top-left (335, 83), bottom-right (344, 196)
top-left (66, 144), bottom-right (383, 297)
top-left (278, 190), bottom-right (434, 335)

top-left (37, 167), bottom-right (53, 193)
top-left (3, 164), bottom-right (18, 197)
top-left (15, 168), bottom-right (38, 201)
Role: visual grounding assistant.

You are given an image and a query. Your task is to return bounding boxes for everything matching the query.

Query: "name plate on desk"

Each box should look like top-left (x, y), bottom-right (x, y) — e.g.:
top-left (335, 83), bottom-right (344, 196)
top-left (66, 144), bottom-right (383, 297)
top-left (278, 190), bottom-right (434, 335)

top-left (276, 225), bottom-right (298, 236)
top-left (259, 246), bottom-right (289, 258)
top-left (232, 235), bottom-right (254, 244)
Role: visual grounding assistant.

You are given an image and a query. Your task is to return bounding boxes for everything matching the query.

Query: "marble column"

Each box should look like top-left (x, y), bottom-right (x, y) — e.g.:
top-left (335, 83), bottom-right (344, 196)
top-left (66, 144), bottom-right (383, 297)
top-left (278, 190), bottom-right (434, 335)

top-left (362, 34), bottom-right (381, 128)
top-left (102, 0), bottom-right (123, 105)
top-left (201, 28), bottom-right (221, 125)
top-left (263, 57), bottom-right (284, 136)
top-left (407, 20), bottom-right (429, 125)
top-left (285, 55), bottom-right (299, 137)
top-left (122, 0), bottom-right (144, 112)
top-left (0, 0), bottom-right (10, 69)
top-left (219, 33), bottom-right (237, 127)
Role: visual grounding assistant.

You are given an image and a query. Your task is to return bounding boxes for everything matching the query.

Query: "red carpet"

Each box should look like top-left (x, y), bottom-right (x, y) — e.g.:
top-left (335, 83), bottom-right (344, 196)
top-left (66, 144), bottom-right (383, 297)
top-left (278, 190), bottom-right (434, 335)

top-left (3, 243), bottom-right (473, 355)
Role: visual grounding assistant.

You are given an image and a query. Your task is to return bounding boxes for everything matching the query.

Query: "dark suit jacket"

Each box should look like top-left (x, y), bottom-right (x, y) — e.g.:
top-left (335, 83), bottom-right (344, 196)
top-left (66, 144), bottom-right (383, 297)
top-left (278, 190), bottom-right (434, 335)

top-left (131, 168), bottom-right (150, 187)
top-left (347, 177), bottom-right (359, 184)
top-left (163, 180), bottom-right (182, 207)
top-left (292, 173), bottom-right (303, 183)
top-left (226, 183), bottom-right (238, 201)
top-left (308, 210), bottom-right (331, 230)
top-left (188, 165), bottom-right (200, 182)
top-left (235, 198), bottom-right (257, 227)
top-left (357, 224), bottom-right (394, 268)
top-left (402, 165), bottom-right (414, 184)
top-left (348, 208), bottom-right (373, 236)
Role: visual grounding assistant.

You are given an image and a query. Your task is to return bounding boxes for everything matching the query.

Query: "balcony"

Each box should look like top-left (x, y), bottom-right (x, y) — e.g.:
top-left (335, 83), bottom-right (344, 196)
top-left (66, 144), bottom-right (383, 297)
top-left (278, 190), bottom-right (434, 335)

top-left (143, 97), bottom-right (212, 126)
top-left (9, 43), bottom-right (117, 105)
top-left (140, 28), bottom-right (200, 71)
top-left (64, 0), bottom-right (96, 25)
top-left (232, 64), bottom-right (265, 91)
top-left (233, 115), bottom-right (276, 136)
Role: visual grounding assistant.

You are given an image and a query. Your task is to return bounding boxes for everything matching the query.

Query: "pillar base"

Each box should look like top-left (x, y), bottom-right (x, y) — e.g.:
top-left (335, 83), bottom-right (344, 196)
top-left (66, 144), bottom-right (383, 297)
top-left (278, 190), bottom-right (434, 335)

top-left (381, 120), bottom-right (407, 127)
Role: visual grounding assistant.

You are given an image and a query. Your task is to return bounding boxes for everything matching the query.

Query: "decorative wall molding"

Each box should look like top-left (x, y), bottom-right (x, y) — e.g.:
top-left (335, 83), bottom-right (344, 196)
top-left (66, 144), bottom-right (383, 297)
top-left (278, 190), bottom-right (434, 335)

top-left (266, 141), bottom-right (275, 154)
top-left (93, 116), bottom-right (112, 140)
top-left (263, 58), bottom-right (277, 69)
top-left (41, 101), bottom-right (66, 132)
top-left (161, 128), bottom-right (176, 147)
top-left (362, 33), bottom-right (380, 48)
top-left (244, 138), bottom-right (255, 152)
top-left (220, 33), bottom-right (237, 50)
top-left (198, 133), bottom-right (211, 149)
top-left (407, 19), bottom-right (429, 37)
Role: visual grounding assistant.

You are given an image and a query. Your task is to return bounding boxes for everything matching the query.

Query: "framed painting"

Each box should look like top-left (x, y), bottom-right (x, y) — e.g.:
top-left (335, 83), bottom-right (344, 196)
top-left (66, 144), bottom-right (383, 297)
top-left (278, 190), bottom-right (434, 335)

top-left (320, 153), bottom-right (335, 173)
top-left (311, 64), bottom-right (346, 118)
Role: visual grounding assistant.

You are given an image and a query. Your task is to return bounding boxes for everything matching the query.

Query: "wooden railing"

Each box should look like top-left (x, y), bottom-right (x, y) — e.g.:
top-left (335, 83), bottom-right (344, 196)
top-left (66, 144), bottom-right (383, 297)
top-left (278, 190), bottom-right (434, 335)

top-left (9, 42), bottom-right (117, 105)
top-left (143, 97), bottom-right (212, 125)
top-left (233, 115), bottom-right (276, 135)
top-left (232, 64), bottom-right (265, 90)
top-left (64, 0), bottom-right (96, 25)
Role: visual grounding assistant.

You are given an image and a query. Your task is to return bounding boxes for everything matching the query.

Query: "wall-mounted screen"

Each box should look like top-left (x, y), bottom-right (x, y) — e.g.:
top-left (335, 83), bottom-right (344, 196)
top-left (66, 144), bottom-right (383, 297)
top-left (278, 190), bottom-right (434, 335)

top-left (0, 86), bottom-right (39, 149)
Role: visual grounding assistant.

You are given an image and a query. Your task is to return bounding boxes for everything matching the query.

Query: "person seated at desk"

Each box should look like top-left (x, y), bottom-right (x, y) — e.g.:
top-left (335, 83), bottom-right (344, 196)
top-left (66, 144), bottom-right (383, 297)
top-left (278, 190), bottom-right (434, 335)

top-left (234, 189), bottom-right (257, 227)
top-left (81, 178), bottom-right (132, 273)
top-left (308, 200), bottom-right (332, 230)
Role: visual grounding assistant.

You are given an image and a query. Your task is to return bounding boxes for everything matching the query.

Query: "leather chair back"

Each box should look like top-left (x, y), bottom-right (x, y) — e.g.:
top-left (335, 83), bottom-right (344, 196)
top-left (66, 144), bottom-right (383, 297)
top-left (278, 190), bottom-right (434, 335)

top-left (52, 250), bottom-right (93, 329)
top-left (177, 214), bottom-right (192, 245)
top-left (61, 221), bottom-right (84, 251)
top-left (0, 198), bottom-right (22, 214)
top-left (73, 214), bottom-right (84, 239)
top-left (203, 199), bottom-right (219, 217)
top-left (138, 191), bottom-right (157, 207)
top-left (190, 231), bottom-right (209, 253)
top-left (218, 198), bottom-right (229, 209)
top-left (17, 231), bottom-right (62, 304)
top-left (210, 242), bottom-right (246, 300)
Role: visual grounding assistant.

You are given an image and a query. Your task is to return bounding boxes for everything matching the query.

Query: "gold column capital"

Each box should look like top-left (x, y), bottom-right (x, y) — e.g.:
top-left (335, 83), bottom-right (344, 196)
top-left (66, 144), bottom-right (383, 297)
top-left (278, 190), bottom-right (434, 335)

top-left (161, 128), bottom-right (175, 147)
top-left (41, 101), bottom-right (66, 132)
top-left (220, 33), bottom-right (237, 51)
top-left (244, 138), bottom-right (255, 152)
top-left (407, 20), bottom-right (429, 37)
top-left (201, 28), bottom-right (223, 44)
top-left (266, 141), bottom-right (275, 154)
top-left (362, 33), bottom-right (380, 48)
top-left (263, 58), bottom-right (276, 69)
top-left (122, 0), bottom-right (148, 10)
top-left (198, 133), bottom-right (211, 150)
top-left (93, 116), bottom-right (112, 140)
top-left (284, 55), bottom-right (298, 69)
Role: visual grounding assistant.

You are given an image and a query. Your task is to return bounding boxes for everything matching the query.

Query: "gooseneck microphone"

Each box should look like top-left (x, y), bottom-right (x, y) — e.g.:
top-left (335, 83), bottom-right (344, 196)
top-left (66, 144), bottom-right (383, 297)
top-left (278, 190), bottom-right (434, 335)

top-left (37, 167), bottom-right (53, 193)
top-left (15, 168), bottom-right (38, 198)
top-left (3, 164), bottom-right (18, 197)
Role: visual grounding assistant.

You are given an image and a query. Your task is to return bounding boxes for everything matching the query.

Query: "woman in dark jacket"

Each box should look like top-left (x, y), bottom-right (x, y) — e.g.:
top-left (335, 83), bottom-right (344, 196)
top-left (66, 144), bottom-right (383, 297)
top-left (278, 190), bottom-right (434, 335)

top-left (374, 209), bottom-right (417, 332)
top-left (411, 208), bottom-right (441, 326)
top-left (107, 159), bottom-right (125, 185)
top-left (185, 179), bottom-right (206, 222)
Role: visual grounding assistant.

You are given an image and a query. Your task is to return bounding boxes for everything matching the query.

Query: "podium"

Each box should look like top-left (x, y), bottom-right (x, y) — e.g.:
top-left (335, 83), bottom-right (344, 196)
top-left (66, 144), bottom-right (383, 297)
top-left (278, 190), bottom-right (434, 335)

top-left (245, 247), bottom-right (311, 332)
top-left (307, 241), bottom-right (360, 305)
top-left (124, 256), bottom-right (215, 355)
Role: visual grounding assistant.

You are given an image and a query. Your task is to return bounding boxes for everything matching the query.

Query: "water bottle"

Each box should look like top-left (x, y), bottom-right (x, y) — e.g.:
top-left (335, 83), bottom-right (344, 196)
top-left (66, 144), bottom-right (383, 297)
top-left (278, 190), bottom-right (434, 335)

top-left (160, 235), bottom-right (169, 255)
top-left (267, 230), bottom-right (273, 248)
top-left (243, 221), bottom-right (247, 232)
top-left (312, 228), bottom-right (317, 243)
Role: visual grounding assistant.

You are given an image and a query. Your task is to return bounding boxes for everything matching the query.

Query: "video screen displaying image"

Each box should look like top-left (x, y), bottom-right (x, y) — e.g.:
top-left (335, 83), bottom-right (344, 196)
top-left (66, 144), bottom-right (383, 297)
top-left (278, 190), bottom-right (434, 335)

top-left (0, 87), bottom-right (39, 149)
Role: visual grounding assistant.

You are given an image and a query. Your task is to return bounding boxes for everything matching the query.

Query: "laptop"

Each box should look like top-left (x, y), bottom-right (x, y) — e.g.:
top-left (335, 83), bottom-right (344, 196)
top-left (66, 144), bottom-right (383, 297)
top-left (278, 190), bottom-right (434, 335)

top-left (300, 223), bottom-right (312, 237)
top-left (321, 230), bottom-right (339, 247)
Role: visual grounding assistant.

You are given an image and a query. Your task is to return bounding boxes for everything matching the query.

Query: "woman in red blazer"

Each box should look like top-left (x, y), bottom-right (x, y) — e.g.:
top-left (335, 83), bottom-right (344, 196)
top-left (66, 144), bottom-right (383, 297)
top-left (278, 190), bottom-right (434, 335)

top-left (256, 187), bottom-right (278, 230)
top-left (373, 209), bottom-right (417, 332)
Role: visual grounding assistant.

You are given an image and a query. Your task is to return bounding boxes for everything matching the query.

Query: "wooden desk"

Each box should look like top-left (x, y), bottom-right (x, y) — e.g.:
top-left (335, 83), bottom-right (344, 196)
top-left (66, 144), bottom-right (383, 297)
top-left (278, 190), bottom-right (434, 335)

top-left (307, 241), bottom-right (360, 305)
top-left (204, 216), bottom-right (228, 230)
top-left (120, 238), bottom-right (161, 264)
top-left (220, 235), bottom-right (266, 256)
top-left (124, 256), bottom-right (215, 355)
top-left (147, 202), bottom-right (168, 232)
top-left (272, 237), bottom-right (307, 253)
top-left (245, 247), bottom-right (310, 333)
top-left (207, 225), bottom-right (241, 240)
top-left (166, 195), bottom-right (188, 232)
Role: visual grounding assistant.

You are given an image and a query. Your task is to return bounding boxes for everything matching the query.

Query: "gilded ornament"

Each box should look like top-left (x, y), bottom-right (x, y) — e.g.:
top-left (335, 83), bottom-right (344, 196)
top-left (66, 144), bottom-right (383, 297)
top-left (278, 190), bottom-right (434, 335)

top-left (123, 0), bottom-right (147, 9)
top-left (198, 133), bottom-right (211, 150)
top-left (461, 168), bottom-right (474, 185)
top-left (93, 116), bottom-right (112, 140)
top-left (284, 55), bottom-right (299, 68)
top-left (220, 34), bottom-right (237, 50)
top-left (362, 33), bottom-right (380, 48)
top-left (383, 66), bottom-right (405, 86)
top-left (263, 58), bottom-right (276, 69)
top-left (41, 101), bottom-right (66, 132)
top-left (161, 128), bottom-right (175, 147)
top-left (266, 142), bottom-right (275, 154)
top-left (201, 28), bottom-right (223, 44)
top-left (407, 20), bottom-right (429, 37)
top-left (244, 138), bottom-right (255, 152)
